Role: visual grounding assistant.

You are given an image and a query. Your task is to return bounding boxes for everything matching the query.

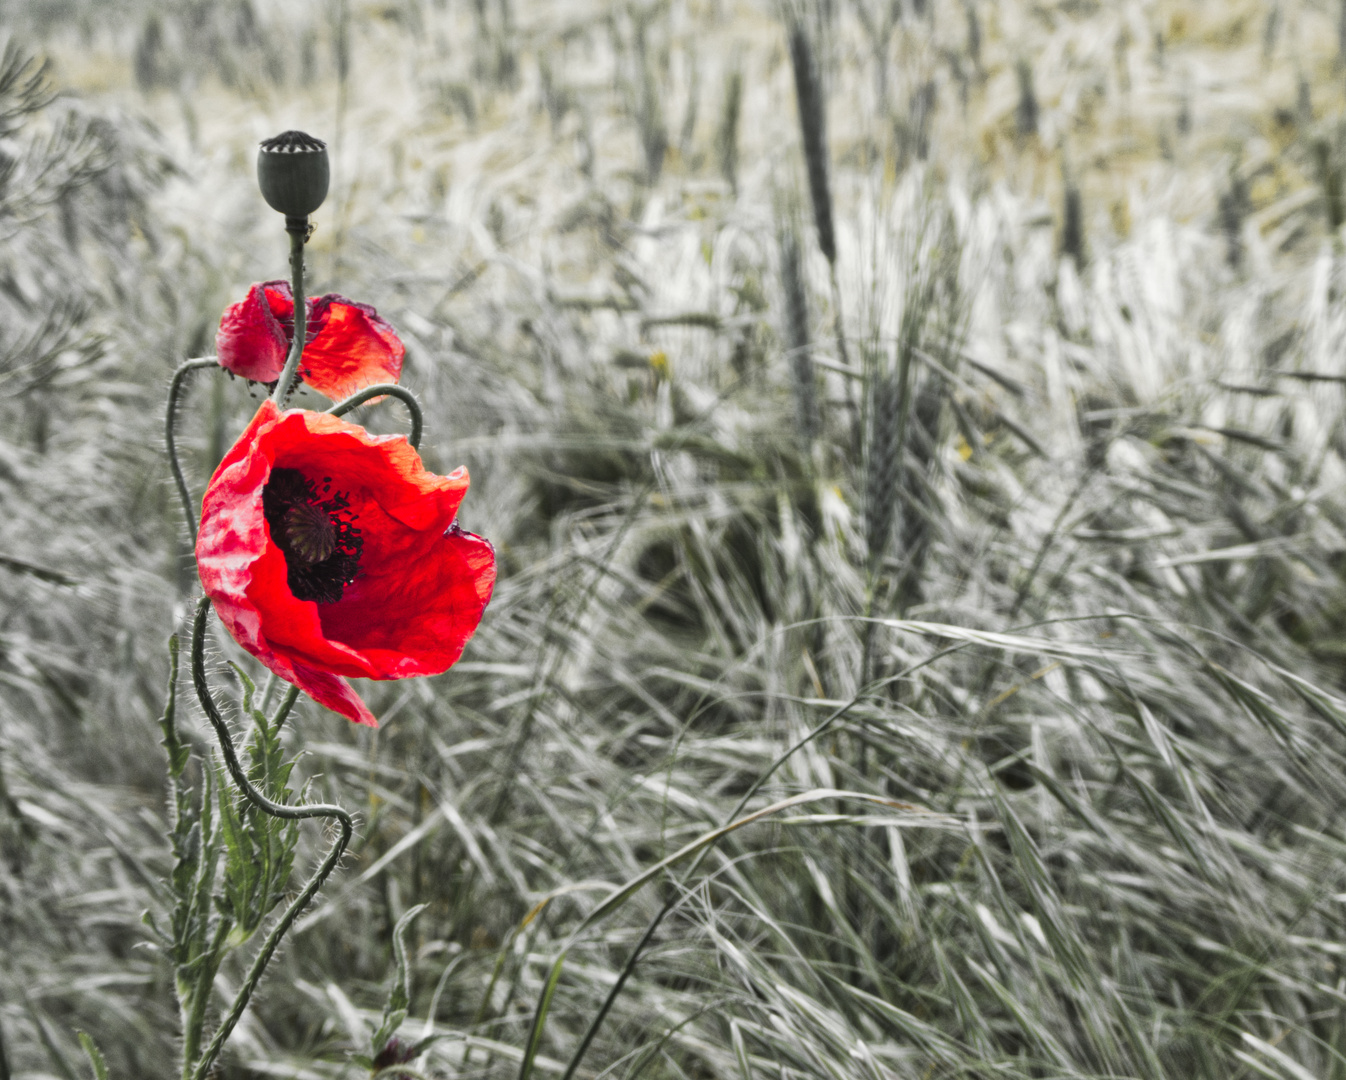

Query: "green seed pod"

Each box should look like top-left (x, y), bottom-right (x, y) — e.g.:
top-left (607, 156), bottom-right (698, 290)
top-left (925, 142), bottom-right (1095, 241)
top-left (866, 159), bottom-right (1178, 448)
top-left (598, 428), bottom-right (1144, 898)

top-left (256, 130), bottom-right (329, 219)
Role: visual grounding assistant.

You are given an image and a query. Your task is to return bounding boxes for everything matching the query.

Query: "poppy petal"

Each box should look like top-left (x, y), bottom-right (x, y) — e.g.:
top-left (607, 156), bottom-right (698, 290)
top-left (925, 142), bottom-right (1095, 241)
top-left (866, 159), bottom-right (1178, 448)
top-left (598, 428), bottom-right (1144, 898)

top-left (301, 295), bottom-right (406, 401)
top-left (277, 657), bottom-right (379, 728)
top-left (318, 524), bottom-right (496, 676)
top-left (216, 283), bottom-right (289, 383)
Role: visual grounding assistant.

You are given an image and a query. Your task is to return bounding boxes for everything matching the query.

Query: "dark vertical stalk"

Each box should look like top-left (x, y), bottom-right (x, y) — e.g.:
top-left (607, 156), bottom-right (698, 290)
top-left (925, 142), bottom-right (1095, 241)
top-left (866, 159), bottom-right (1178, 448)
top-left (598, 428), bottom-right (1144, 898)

top-left (1339, 0), bottom-right (1346, 68)
top-left (715, 63), bottom-right (742, 194)
top-left (1062, 177), bottom-right (1084, 264)
top-left (678, 49), bottom-right (699, 158)
top-left (786, 14), bottom-right (853, 434)
top-left (269, 224), bottom-right (309, 403)
top-left (207, 358), bottom-right (227, 474)
top-left (965, 0), bottom-right (982, 72)
top-left (780, 223), bottom-right (819, 451)
top-left (1015, 58), bottom-right (1038, 136)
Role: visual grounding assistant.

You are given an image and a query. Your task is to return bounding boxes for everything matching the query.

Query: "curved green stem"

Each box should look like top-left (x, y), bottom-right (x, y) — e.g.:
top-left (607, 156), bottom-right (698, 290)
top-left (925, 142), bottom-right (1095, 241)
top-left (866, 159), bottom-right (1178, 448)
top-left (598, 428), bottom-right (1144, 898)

top-left (270, 223), bottom-right (309, 405)
top-left (326, 384), bottom-right (423, 450)
top-left (166, 358), bottom-right (220, 542)
top-left (188, 597), bottom-right (353, 1080)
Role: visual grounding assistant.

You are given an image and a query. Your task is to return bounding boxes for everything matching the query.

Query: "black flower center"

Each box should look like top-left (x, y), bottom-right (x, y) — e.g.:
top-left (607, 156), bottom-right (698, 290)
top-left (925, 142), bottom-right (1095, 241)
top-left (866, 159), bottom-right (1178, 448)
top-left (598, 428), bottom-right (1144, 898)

top-left (262, 468), bottom-right (363, 604)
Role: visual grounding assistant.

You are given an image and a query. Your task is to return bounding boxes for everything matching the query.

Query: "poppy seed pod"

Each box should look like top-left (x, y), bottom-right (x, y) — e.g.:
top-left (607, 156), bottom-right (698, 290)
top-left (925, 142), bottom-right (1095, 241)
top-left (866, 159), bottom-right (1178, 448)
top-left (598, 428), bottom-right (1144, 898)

top-left (257, 130), bottom-right (329, 220)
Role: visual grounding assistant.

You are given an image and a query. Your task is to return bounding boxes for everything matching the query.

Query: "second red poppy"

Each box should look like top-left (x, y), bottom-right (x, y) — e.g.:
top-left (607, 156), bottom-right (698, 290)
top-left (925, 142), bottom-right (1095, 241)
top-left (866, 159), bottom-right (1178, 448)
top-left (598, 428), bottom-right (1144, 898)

top-left (216, 280), bottom-right (405, 401)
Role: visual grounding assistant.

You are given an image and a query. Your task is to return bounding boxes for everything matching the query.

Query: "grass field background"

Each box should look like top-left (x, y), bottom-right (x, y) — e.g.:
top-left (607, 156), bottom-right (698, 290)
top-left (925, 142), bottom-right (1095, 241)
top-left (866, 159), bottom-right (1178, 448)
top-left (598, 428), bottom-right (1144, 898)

top-left (8, 1), bottom-right (1346, 1077)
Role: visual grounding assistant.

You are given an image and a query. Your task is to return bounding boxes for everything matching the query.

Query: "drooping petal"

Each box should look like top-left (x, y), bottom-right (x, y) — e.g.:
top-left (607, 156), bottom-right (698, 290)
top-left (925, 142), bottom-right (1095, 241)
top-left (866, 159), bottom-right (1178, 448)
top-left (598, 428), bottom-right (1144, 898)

top-left (215, 283), bottom-right (289, 383)
top-left (301, 294), bottom-right (405, 401)
top-left (275, 656), bottom-right (379, 728)
top-left (195, 399), bottom-right (495, 726)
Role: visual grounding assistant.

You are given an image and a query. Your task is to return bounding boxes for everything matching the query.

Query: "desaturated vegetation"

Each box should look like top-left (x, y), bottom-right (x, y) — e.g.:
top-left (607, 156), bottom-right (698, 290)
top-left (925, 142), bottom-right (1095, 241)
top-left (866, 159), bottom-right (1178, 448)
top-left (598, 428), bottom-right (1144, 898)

top-left (7, 0), bottom-right (1346, 1077)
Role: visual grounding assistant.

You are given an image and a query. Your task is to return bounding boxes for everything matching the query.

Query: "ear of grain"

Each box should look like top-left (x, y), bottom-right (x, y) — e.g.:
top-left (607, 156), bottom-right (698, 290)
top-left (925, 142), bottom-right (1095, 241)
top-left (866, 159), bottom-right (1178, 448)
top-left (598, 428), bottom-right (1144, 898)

top-left (1016, 58), bottom-right (1038, 136)
top-left (678, 48), bottom-right (699, 158)
top-left (966, 0), bottom-right (983, 69)
top-left (634, 13), bottom-right (669, 186)
top-left (1218, 167), bottom-right (1248, 268)
top-left (787, 19), bottom-right (836, 266)
top-left (1062, 176), bottom-right (1085, 264)
top-left (716, 62), bottom-right (742, 195)
top-left (1315, 133), bottom-right (1343, 231)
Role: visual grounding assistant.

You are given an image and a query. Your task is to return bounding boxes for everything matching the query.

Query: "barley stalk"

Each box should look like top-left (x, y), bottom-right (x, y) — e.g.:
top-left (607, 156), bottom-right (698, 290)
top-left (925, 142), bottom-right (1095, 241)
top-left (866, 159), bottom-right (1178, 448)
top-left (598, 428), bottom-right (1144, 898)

top-left (780, 220), bottom-right (819, 450)
top-left (864, 355), bottom-right (903, 572)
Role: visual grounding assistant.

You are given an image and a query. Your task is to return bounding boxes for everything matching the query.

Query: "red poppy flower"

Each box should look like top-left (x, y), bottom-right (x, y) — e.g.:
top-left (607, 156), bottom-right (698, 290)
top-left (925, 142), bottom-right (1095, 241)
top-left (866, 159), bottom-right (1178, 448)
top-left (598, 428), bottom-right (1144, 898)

top-left (215, 281), bottom-right (405, 401)
top-left (195, 399), bottom-right (495, 726)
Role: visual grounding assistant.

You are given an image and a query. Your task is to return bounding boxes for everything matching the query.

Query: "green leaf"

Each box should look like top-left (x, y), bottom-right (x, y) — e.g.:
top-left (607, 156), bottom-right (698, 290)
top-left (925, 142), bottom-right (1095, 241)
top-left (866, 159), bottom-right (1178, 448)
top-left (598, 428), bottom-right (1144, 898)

top-left (403, 1033), bottom-right (450, 1059)
top-left (518, 954), bottom-right (565, 1080)
top-left (371, 903), bottom-right (428, 1055)
top-left (140, 909), bottom-right (171, 947)
top-left (76, 1032), bottom-right (109, 1080)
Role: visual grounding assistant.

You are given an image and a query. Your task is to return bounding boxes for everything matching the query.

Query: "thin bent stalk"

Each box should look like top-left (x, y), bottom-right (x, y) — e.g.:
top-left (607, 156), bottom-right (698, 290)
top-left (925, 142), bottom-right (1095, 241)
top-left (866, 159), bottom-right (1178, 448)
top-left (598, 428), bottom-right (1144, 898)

top-left (166, 357), bottom-right (220, 541)
top-left (327, 383), bottom-right (424, 449)
top-left (187, 597), bottom-right (353, 1080)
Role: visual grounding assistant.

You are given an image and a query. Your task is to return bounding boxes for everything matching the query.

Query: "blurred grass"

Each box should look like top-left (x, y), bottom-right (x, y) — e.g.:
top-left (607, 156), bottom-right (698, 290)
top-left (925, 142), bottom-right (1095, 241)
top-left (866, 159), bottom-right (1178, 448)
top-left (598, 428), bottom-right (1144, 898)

top-left (9, 1), bottom-right (1346, 1078)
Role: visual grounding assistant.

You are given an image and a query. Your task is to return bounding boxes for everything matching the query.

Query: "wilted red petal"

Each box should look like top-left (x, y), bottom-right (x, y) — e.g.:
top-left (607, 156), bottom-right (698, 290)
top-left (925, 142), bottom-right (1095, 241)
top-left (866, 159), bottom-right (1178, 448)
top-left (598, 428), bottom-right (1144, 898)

top-left (214, 282), bottom-right (405, 401)
top-left (196, 400), bottom-right (495, 726)
top-left (216, 283), bottom-right (289, 383)
top-left (302, 295), bottom-right (405, 400)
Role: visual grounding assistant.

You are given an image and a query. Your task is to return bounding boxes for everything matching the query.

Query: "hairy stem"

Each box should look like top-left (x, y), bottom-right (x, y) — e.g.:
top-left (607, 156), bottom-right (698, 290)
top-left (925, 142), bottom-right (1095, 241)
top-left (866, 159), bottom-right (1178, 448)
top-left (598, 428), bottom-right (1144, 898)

top-left (188, 598), bottom-right (353, 1080)
top-left (166, 358), bottom-right (220, 542)
top-left (327, 383), bottom-right (424, 449)
top-left (179, 915), bottom-right (233, 1080)
top-left (270, 224), bottom-right (309, 405)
